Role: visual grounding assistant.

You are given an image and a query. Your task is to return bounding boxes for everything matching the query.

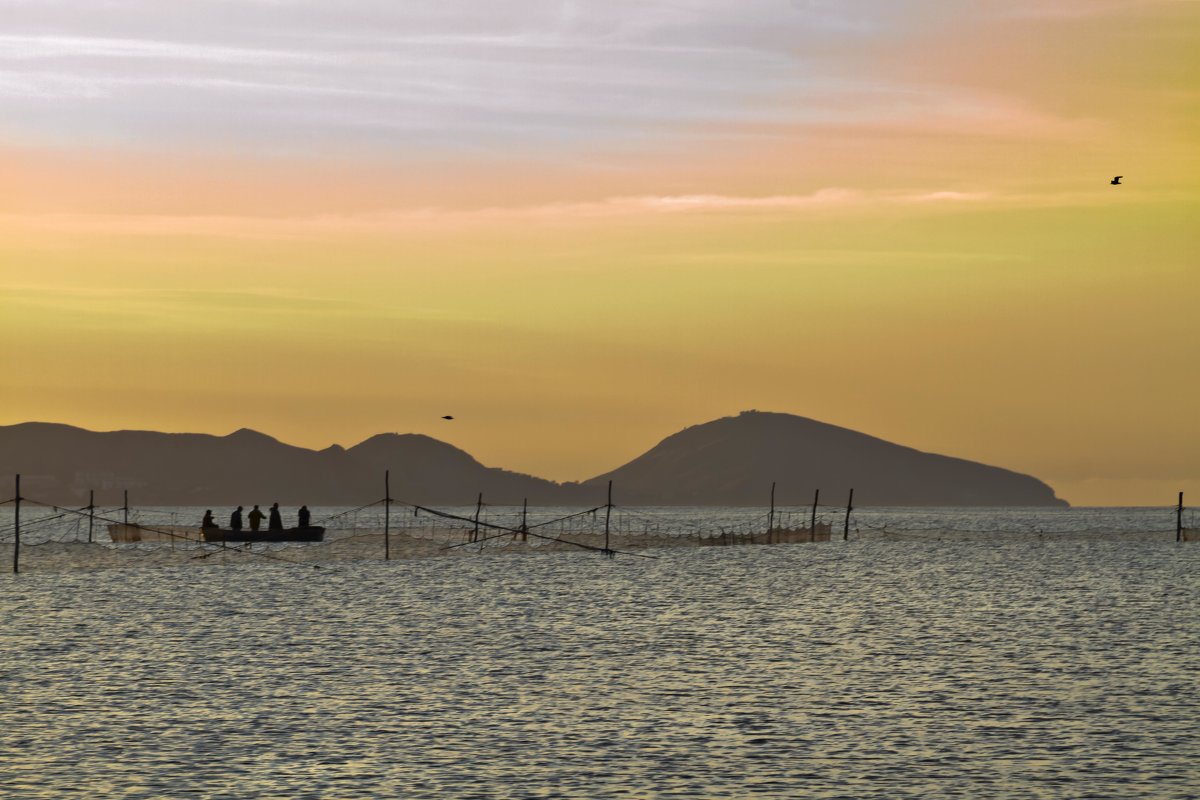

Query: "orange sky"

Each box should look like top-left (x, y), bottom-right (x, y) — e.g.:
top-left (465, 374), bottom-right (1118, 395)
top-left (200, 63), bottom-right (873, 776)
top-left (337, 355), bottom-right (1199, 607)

top-left (1, 1), bottom-right (1197, 505)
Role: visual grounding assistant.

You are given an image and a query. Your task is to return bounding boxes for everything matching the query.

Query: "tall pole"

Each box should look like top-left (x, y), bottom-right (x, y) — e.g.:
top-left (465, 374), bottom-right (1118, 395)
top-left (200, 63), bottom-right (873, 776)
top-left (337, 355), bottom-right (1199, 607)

top-left (604, 480), bottom-right (613, 553)
top-left (521, 497), bottom-right (528, 542)
top-left (811, 488), bottom-right (820, 534)
top-left (843, 488), bottom-right (854, 541)
top-left (1178, 492), bottom-right (1184, 543)
top-left (384, 470), bottom-right (391, 561)
top-left (123, 490), bottom-right (129, 527)
top-left (473, 493), bottom-right (483, 543)
top-left (88, 489), bottom-right (95, 543)
top-left (12, 474), bottom-right (20, 574)
top-left (768, 482), bottom-right (776, 542)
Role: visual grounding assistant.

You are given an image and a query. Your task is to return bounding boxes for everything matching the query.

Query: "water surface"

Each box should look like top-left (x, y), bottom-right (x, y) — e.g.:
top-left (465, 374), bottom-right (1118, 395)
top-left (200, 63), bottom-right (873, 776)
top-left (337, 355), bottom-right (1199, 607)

top-left (2, 539), bottom-right (1197, 798)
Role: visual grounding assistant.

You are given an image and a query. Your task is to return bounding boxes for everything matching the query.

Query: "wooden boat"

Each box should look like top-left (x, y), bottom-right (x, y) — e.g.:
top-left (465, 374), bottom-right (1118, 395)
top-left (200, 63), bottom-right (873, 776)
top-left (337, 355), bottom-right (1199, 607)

top-left (200, 526), bottom-right (325, 543)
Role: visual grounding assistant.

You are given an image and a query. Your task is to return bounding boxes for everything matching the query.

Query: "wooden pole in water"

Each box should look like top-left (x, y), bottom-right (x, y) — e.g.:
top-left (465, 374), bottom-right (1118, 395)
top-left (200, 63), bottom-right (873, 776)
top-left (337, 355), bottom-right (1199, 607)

top-left (1178, 492), bottom-right (1184, 543)
top-left (521, 497), bottom-right (528, 542)
top-left (811, 489), bottom-right (820, 537)
top-left (473, 493), bottom-right (483, 543)
top-left (604, 480), bottom-right (613, 553)
top-left (123, 490), bottom-right (129, 527)
top-left (384, 470), bottom-right (391, 561)
top-left (87, 489), bottom-right (95, 543)
top-left (12, 474), bottom-right (20, 574)
top-left (768, 482), bottom-right (776, 543)
top-left (843, 488), bottom-right (854, 541)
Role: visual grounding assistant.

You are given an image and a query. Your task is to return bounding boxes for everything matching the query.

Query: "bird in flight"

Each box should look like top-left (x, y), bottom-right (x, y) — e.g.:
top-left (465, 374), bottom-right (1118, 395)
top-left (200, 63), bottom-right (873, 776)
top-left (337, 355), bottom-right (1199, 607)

top-left (441, 415), bottom-right (454, 420)
top-left (1110, 176), bottom-right (1122, 185)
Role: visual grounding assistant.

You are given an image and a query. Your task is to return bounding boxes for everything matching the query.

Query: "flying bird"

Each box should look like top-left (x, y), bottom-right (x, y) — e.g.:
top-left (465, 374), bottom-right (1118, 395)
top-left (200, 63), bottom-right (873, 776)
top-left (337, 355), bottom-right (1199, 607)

top-left (1110, 176), bottom-right (1122, 185)
top-left (441, 415), bottom-right (454, 420)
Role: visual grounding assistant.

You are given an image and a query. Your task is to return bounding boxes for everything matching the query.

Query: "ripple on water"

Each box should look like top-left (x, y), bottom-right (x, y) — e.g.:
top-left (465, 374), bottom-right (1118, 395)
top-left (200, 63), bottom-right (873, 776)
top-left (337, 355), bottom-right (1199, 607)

top-left (2, 540), bottom-right (1199, 798)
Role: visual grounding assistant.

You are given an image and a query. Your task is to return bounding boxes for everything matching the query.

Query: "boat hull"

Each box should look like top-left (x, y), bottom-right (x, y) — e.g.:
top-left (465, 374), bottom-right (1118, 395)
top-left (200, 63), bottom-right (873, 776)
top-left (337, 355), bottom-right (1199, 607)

top-left (201, 526), bottom-right (325, 543)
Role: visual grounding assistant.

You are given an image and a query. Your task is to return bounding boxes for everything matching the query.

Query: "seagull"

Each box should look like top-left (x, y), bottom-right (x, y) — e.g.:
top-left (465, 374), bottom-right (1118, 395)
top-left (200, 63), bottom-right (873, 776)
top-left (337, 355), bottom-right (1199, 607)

top-left (1110, 176), bottom-right (1122, 185)
top-left (441, 415), bottom-right (454, 420)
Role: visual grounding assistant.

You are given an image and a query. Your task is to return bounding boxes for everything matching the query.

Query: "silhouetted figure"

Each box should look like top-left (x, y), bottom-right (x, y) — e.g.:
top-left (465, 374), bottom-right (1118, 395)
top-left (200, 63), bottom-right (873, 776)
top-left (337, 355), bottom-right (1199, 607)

top-left (201, 510), bottom-right (218, 529)
top-left (441, 415), bottom-right (454, 420)
top-left (229, 506), bottom-right (244, 530)
top-left (1110, 176), bottom-right (1122, 185)
top-left (248, 504), bottom-right (266, 531)
top-left (269, 502), bottom-right (283, 531)
top-left (298, 505), bottom-right (311, 528)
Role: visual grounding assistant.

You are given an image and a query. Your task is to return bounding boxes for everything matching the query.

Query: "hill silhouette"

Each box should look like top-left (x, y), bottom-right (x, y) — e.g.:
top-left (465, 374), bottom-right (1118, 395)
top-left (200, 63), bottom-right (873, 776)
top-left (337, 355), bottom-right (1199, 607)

top-left (579, 411), bottom-right (1065, 507)
top-left (0, 422), bottom-right (563, 506)
top-left (0, 412), bottom-right (1066, 507)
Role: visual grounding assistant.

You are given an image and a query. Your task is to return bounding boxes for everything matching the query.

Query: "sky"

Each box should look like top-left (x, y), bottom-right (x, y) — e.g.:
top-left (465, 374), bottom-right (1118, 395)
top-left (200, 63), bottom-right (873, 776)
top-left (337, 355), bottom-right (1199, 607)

top-left (1, 0), bottom-right (1197, 505)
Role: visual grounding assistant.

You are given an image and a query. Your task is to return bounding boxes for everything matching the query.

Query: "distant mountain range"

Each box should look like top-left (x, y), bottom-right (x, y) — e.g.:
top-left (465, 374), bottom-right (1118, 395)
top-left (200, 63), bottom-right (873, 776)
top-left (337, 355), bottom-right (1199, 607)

top-left (0, 411), bottom-right (1067, 507)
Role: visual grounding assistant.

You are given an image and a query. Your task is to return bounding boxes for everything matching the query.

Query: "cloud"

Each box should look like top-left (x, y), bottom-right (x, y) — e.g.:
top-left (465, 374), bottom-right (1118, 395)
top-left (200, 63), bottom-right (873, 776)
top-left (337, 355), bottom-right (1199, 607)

top-left (586, 189), bottom-right (992, 213)
top-left (2, 284), bottom-right (368, 320)
top-left (0, 33), bottom-right (334, 66)
top-left (6, 187), bottom-right (1126, 239)
top-left (999, 0), bottom-right (1191, 18)
top-left (0, 1), bottom-right (1111, 156)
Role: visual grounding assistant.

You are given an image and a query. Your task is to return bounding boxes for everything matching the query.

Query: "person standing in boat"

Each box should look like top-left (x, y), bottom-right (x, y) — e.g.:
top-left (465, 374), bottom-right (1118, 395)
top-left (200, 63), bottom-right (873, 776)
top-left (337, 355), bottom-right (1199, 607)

top-left (229, 506), bottom-right (244, 531)
top-left (297, 505), bottom-right (311, 528)
top-left (201, 510), bottom-right (218, 529)
top-left (269, 502), bottom-right (283, 531)
top-left (248, 504), bottom-right (266, 531)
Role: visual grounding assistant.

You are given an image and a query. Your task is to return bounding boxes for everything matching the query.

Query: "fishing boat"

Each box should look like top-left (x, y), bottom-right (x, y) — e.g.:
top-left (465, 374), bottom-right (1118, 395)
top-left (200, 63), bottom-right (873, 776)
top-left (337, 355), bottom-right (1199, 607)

top-left (107, 523), bottom-right (325, 543)
top-left (200, 526), bottom-right (326, 543)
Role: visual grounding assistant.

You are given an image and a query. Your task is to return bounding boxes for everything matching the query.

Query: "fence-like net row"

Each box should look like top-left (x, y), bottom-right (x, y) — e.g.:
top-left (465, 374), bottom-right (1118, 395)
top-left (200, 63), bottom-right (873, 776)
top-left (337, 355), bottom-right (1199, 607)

top-left (0, 495), bottom-right (1194, 573)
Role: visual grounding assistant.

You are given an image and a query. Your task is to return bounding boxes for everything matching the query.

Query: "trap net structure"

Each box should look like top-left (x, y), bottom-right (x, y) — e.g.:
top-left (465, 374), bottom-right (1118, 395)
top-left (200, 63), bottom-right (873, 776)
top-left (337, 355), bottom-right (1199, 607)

top-left (0, 480), bottom-right (1194, 574)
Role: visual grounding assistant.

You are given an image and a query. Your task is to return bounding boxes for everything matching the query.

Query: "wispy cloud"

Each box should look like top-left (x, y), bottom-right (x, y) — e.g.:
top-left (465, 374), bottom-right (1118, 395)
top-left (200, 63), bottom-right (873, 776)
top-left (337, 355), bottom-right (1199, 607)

top-left (999, 0), bottom-right (1191, 18)
top-left (0, 34), bottom-right (336, 66)
top-left (0, 1), bottom-right (1107, 156)
top-left (2, 284), bottom-right (369, 319)
top-left (578, 189), bottom-right (992, 213)
top-left (1, 187), bottom-right (1134, 239)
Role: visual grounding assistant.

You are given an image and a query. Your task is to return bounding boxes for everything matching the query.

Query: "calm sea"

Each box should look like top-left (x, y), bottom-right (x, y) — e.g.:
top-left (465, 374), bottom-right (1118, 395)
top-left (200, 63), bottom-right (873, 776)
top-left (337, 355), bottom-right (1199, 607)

top-left (2, 507), bottom-right (1198, 798)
